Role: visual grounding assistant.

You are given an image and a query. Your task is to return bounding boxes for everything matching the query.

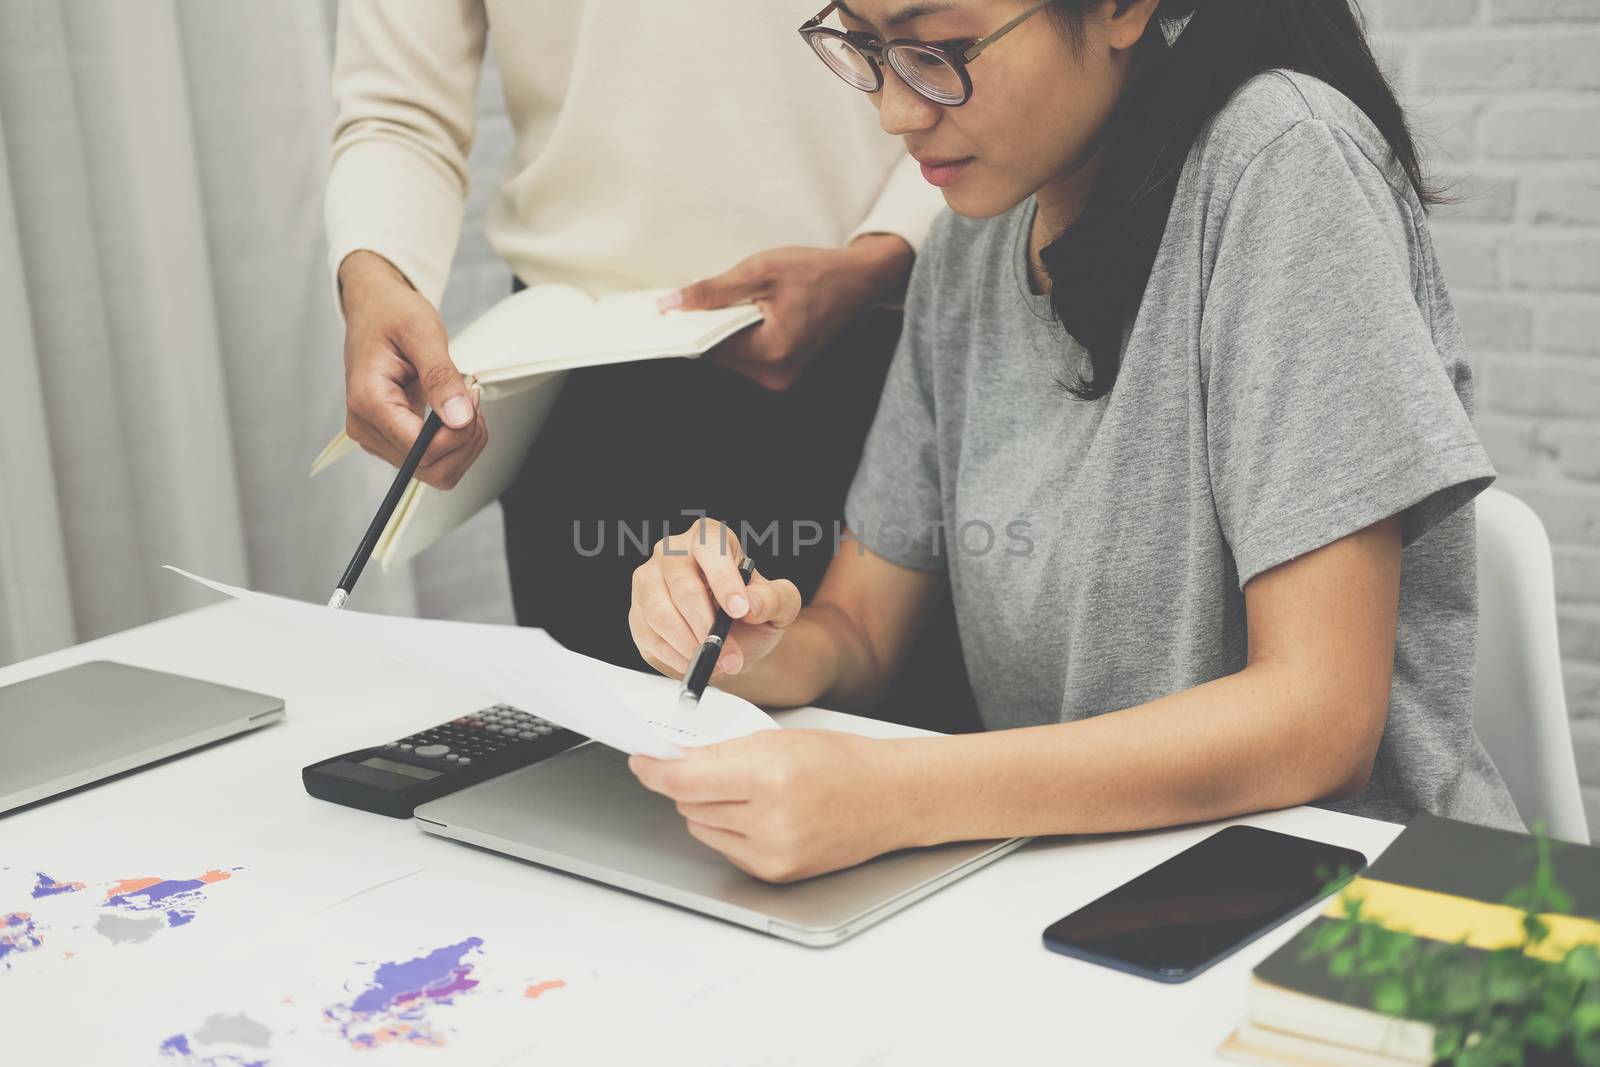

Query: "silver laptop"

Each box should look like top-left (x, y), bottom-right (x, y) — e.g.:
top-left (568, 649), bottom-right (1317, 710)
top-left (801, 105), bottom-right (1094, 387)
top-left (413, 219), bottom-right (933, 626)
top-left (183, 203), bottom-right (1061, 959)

top-left (415, 742), bottom-right (1026, 946)
top-left (0, 660), bottom-right (285, 815)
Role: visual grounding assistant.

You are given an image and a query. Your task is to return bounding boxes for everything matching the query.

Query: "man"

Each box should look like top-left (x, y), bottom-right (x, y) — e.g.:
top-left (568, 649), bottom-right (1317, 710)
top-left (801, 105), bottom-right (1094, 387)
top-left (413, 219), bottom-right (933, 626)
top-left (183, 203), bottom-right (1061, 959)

top-left (326, 0), bottom-right (974, 731)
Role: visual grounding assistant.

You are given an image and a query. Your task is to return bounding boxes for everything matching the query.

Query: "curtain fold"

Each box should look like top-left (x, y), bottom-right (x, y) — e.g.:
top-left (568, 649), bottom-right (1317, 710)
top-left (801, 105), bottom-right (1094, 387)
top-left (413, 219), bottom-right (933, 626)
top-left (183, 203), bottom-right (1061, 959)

top-left (0, 109), bottom-right (75, 661)
top-left (0, 0), bottom-right (443, 667)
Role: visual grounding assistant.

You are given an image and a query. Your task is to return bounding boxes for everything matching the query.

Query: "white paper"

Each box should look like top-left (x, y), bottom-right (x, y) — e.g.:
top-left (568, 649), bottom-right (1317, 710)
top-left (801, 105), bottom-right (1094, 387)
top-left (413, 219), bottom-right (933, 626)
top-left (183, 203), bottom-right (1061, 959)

top-left (164, 566), bottom-right (777, 759)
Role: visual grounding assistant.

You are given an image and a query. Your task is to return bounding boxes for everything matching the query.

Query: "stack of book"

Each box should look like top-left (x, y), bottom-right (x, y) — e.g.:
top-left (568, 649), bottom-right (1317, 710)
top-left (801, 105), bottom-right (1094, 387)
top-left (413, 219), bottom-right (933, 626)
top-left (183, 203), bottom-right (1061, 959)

top-left (1220, 814), bottom-right (1600, 1066)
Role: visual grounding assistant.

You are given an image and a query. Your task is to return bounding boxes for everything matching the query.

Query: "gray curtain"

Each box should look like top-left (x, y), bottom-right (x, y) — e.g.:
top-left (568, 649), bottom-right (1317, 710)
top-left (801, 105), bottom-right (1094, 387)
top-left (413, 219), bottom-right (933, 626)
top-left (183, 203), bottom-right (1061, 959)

top-left (0, 0), bottom-right (514, 667)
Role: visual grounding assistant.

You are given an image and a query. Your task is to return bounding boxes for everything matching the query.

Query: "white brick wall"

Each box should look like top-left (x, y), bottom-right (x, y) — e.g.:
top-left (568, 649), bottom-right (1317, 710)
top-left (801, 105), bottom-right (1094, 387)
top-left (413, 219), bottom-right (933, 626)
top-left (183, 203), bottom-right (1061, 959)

top-left (1364, 0), bottom-right (1600, 836)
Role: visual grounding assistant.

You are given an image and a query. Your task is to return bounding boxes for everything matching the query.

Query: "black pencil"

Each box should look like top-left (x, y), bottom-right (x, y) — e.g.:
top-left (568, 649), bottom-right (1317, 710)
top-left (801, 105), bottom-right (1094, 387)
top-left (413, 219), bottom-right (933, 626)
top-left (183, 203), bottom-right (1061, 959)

top-left (327, 409), bottom-right (444, 609)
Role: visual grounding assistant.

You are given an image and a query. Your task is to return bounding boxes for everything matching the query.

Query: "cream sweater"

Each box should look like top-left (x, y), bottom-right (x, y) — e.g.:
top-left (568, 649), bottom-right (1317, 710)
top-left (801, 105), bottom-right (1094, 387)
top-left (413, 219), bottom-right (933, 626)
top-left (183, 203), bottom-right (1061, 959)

top-left (325, 0), bottom-right (943, 309)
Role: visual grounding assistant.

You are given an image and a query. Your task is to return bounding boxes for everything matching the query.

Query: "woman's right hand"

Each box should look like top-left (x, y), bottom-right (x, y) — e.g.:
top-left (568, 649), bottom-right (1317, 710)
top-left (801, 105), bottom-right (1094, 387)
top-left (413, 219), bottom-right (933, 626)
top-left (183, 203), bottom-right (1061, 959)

top-left (630, 518), bottom-right (802, 679)
top-left (338, 250), bottom-right (487, 490)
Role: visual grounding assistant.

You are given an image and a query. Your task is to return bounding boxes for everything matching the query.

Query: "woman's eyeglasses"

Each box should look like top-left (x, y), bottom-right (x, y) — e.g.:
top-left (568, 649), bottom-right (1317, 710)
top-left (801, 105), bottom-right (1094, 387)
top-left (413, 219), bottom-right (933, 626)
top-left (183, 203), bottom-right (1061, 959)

top-left (798, 0), bottom-right (1055, 107)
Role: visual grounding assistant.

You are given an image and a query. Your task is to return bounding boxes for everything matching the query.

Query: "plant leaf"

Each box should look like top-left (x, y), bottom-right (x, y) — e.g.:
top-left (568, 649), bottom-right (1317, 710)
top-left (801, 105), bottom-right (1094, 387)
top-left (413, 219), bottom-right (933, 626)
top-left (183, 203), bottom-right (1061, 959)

top-left (1566, 945), bottom-right (1600, 982)
top-left (1434, 1023), bottom-right (1465, 1059)
top-left (1522, 1011), bottom-right (1562, 1050)
top-left (1373, 977), bottom-right (1409, 1016)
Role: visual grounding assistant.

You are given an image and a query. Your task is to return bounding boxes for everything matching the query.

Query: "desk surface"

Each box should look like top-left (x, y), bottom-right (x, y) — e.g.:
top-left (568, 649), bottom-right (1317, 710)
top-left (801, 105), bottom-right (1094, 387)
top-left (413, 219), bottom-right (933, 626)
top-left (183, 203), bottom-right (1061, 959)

top-left (1, 601), bottom-right (1403, 1065)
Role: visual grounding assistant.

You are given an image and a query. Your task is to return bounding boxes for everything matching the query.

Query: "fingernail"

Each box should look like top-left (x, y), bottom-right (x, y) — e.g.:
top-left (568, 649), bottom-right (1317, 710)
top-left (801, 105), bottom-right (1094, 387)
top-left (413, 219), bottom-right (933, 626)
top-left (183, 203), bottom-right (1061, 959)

top-left (719, 653), bottom-right (741, 674)
top-left (657, 290), bottom-right (683, 313)
top-left (728, 594), bottom-right (748, 617)
top-left (442, 395), bottom-right (472, 428)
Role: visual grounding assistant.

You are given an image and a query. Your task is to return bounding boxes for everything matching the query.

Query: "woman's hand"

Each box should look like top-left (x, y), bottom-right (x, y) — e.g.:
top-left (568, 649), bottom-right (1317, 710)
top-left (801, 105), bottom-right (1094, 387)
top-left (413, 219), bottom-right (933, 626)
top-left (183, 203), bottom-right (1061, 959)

top-left (338, 250), bottom-right (487, 489)
top-left (659, 235), bottom-right (913, 392)
top-left (629, 518), bottom-right (803, 680)
top-left (628, 730), bottom-right (916, 883)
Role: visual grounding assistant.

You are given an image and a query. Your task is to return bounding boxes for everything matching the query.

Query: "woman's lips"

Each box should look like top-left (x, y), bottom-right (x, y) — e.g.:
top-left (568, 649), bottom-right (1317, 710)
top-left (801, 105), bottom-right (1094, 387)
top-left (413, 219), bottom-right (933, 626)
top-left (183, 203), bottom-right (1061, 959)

top-left (919, 157), bottom-right (973, 187)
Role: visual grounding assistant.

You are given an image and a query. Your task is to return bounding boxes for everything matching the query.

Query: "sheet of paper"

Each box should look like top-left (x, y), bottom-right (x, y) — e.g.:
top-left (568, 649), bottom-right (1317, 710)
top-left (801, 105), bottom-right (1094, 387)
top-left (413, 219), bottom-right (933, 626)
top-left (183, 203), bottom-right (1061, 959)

top-left (164, 567), bottom-right (777, 759)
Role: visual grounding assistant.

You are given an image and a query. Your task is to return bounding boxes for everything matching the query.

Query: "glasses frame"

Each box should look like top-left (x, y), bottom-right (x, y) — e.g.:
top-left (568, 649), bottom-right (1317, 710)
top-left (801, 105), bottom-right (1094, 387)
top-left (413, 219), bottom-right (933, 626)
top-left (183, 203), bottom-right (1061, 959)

top-left (798, 0), bottom-right (1056, 107)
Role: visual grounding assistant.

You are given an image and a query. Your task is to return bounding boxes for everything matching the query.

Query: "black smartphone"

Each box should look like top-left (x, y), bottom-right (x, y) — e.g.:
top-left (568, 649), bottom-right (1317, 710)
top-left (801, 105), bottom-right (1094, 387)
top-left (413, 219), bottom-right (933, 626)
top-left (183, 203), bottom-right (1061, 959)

top-left (1042, 825), bottom-right (1366, 983)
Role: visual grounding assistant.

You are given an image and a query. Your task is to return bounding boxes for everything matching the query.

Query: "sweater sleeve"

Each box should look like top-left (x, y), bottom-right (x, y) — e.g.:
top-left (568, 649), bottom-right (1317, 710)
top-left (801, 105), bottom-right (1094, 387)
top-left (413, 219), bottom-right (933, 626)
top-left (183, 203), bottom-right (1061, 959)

top-left (846, 153), bottom-right (945, 255)
top-left (324, 0), bottom-right (489, 312)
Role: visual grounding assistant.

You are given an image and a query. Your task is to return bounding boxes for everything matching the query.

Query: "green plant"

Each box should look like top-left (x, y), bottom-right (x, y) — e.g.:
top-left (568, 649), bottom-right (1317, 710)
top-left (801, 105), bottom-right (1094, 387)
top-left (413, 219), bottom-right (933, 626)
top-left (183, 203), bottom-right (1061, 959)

top-left (1299, 825), bottom-right (1600, 1067)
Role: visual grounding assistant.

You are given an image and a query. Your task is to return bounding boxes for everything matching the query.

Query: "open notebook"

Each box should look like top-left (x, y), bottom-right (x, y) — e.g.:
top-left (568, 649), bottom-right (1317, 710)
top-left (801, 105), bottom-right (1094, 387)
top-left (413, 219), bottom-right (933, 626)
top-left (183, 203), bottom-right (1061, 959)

top-left (311, 285), bottom-right (763, 567)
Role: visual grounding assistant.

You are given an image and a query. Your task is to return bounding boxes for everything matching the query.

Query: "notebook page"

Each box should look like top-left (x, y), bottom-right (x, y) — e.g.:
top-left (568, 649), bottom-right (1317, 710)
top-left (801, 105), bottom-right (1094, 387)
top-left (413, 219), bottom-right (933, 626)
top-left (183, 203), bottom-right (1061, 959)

top-left (448, 284), bottom-right (594, 379)
top-left (482, 289), bottom-right (762, 380)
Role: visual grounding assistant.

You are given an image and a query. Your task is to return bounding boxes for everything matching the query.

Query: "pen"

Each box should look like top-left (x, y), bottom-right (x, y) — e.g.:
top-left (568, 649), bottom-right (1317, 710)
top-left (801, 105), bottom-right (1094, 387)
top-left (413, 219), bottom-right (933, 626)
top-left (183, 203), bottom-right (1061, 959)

top-left (678, 556), bottom-right (756, 708)
top-left (327, 409), bottom-right (445, 609)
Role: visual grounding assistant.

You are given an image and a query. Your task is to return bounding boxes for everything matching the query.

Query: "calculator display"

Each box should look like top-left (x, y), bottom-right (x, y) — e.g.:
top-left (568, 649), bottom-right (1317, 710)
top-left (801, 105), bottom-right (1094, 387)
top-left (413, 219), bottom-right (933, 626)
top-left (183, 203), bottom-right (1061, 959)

top-left (359, 756), bottom-right (443, 781)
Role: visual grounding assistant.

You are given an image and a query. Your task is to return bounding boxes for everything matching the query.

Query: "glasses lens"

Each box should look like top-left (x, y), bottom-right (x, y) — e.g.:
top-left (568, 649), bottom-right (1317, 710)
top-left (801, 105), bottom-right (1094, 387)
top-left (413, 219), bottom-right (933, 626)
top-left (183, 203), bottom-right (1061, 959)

top-left (808, 34), bottom-right (879, 92)
top-left (887, 44), bottom-right (966, 105)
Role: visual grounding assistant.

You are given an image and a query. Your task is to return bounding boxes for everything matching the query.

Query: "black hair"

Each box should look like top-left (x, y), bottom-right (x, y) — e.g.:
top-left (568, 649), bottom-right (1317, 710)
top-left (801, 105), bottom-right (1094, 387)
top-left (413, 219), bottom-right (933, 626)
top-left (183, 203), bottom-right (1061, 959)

top-left (1041, 0), bottom-right (1435, 401)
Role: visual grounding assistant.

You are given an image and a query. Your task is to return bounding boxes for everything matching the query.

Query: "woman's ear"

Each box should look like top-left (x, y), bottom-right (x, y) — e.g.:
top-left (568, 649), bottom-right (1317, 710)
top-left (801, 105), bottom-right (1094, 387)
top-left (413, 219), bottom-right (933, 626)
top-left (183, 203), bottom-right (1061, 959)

top-left (1103, 0), bottom-right (1162, 51)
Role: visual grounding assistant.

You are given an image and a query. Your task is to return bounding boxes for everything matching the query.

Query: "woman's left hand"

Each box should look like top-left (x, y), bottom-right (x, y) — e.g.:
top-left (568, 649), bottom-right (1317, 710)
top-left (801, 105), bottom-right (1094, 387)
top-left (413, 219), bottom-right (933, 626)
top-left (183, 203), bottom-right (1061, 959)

top-left (658, 235), bottom-right (913, 392)
top-left (628, 729), bottom-right (914, 883)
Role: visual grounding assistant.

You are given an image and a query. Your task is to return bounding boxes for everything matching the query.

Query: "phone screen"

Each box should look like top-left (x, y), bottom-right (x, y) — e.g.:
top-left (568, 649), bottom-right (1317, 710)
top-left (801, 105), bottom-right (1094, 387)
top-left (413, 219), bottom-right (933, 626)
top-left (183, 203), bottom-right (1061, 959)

top-left (1042, 825), bottom-right (1367, 982)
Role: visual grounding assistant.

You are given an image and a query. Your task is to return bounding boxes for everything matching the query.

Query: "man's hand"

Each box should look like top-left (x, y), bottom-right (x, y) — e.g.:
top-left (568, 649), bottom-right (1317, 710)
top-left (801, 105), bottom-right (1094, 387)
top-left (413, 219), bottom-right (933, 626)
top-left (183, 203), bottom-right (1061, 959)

top-left (338, 250), bottom-right (487, 489)
top-left (660, 234), bottom-right (913, 393)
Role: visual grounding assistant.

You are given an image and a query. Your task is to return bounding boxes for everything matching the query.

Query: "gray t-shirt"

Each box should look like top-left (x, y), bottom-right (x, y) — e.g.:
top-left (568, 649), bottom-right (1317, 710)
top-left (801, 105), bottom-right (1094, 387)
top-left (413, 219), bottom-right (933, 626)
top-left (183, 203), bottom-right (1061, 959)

top-left (844, 70), bottom-right (1521, 830)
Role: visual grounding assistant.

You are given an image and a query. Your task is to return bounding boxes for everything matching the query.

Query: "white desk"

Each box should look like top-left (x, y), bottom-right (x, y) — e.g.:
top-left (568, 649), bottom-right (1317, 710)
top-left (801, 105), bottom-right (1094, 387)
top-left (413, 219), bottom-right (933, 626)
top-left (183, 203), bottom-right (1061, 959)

top-left (1, 601), bottom-right (1403, 1065)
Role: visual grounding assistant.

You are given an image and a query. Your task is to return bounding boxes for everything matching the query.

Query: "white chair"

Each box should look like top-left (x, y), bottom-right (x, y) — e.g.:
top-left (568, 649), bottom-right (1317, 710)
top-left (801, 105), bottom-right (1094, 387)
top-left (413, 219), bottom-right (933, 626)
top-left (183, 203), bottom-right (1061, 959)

top-left (1473, 486), bottom-right (1590, 842)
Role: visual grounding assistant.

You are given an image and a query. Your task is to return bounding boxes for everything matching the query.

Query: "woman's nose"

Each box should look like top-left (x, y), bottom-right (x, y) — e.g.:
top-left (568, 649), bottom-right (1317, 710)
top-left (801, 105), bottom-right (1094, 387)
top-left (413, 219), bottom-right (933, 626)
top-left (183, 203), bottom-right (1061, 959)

top-left (874, 67), bottom-right (941, 137)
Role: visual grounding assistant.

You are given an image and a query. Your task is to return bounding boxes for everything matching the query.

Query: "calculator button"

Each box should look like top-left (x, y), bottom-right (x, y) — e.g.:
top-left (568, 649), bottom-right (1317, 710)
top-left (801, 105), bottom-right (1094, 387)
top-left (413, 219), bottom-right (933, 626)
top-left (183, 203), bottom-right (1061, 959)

top-left (385, 742), bottom-right (398, 748)
top-left (415, 744), bottom-right (450, 758)
top-left (445, 753), bottom-right (460, 762)
top-left (457, 757), bottom-right (472, 766)
top-left (398, 743), bottom-right (413, 751)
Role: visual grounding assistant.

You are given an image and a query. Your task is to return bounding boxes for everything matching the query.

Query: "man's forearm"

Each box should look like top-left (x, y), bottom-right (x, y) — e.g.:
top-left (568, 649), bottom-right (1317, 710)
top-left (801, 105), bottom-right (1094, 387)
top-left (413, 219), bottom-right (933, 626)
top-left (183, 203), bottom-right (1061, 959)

top-left (337, 250), bottom-right (412, 317)
top-left (844, 233), bottom-right (915, 305)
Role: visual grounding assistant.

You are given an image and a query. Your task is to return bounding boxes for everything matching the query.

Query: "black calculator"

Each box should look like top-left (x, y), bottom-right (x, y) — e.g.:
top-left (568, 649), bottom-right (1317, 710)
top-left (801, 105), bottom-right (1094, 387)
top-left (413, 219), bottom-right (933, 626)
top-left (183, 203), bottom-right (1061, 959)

top-left (302, 703), bottom-right (586, 818)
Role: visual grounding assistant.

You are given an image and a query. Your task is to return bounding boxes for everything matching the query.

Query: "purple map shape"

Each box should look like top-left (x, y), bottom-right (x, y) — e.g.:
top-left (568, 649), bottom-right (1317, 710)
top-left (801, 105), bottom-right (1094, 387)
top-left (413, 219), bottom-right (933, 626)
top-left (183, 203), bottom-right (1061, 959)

top-left (103, 869), bottom-right (240, 929)
top-left (325, 937), bottom-right (486, 1050)
top-left (349, 937), bottom-right (485, 1015)
top-left (159, 1030), bottom-right (268, 1067)
top-left (1, 912), bottom-right (45, 967)
top-left (31, 873), bottom-right (85, 898)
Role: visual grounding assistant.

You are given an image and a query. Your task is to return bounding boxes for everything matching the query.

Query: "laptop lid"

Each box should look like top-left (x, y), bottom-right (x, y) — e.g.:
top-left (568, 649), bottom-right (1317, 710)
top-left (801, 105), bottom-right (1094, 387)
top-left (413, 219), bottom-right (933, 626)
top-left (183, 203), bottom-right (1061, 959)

top-left (415, 741), bottom-right (1025, 946)
top-left (0, 660), bottom-right (285, 815)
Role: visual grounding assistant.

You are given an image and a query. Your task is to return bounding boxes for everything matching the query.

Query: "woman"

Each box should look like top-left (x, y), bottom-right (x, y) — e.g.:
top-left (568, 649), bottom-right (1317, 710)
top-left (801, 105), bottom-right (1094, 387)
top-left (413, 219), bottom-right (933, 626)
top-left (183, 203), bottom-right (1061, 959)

top-left (625, 0), bottom-right (1523, 884)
